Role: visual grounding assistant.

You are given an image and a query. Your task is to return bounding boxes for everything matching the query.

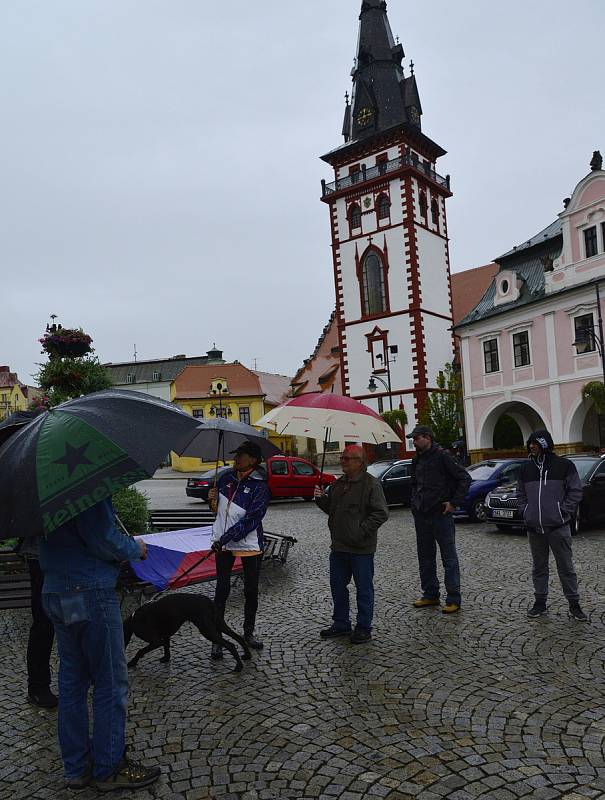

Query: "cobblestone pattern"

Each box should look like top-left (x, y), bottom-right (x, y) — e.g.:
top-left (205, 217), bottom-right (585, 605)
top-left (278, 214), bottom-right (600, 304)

top-left (2, 507), bottom-right (605, 799)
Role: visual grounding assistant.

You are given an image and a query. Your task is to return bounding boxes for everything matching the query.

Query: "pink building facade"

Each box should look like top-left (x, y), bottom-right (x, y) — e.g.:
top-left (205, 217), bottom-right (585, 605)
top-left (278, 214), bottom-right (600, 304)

top-left (457, 156), bottom-right (605, 462)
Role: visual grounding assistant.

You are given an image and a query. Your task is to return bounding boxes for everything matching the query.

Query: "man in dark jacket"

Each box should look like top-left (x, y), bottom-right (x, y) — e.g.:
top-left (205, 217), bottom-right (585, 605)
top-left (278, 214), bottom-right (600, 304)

top-left (314, 445), bottom-right (389, 644)
top-left (517, 429), bottom-right (586, 621)
top-left (408, 425), bottom-right (471, 614)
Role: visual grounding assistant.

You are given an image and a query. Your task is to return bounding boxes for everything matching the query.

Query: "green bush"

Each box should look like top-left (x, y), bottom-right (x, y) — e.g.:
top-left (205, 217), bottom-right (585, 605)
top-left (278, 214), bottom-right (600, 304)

top-left (112, 487), bottom-right (149, 535)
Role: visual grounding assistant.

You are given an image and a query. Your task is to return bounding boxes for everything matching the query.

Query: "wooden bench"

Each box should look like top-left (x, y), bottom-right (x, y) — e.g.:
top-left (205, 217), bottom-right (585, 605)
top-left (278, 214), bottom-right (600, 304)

top-left (0, 551), bottom-right (31, 610)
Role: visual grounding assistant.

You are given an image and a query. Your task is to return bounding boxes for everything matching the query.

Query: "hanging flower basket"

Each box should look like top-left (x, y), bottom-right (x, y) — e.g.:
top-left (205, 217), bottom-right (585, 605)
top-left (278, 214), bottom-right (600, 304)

top-left (40, 328), bottom-right (93, 359)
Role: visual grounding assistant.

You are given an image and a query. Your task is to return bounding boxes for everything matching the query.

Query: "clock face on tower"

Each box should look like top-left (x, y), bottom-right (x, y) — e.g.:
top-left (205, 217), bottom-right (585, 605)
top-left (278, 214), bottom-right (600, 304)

top-left (356, 107), bottom-right (374, 127)
top-left (408, 106), bottom-right (420, 124)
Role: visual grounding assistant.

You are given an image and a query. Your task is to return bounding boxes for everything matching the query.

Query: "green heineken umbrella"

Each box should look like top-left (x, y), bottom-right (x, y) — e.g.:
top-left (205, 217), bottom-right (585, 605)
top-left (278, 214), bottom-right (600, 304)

top-left (0, 389), bottom-right (201, 539)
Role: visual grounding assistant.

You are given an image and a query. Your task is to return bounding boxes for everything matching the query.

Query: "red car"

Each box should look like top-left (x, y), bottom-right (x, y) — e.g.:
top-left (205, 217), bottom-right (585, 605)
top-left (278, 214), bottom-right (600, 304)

top-left (186, 455), bottom-right (336, 503)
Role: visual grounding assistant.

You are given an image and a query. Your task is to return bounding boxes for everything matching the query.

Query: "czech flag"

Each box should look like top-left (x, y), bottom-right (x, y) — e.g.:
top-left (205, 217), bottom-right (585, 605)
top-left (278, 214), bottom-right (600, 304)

top-left (130, 527), bottom-right (242, 590)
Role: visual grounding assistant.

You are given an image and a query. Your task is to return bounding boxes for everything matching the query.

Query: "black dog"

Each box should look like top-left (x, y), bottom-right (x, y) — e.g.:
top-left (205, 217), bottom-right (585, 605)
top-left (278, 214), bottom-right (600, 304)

top-left (123, 593), bottom-right (252, 672)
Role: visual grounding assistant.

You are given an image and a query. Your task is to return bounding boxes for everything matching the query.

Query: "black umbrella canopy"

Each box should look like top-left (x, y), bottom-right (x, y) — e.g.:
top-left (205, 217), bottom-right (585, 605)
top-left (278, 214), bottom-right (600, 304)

top-left (0, 409), bottom-right (44, 447)
top-left (177, 417), bottom-right (281, 462)
top-left (0, 389), bottom-right (201, 539)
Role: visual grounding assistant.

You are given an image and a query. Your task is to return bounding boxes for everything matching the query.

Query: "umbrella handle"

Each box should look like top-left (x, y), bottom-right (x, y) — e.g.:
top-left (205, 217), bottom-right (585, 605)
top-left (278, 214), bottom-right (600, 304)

top-left (210, 431), bottom-right (223, 514)
top-left (319, 427), bottom-right (330, 483)
top-left (115, 514), bottom-right (130, 536)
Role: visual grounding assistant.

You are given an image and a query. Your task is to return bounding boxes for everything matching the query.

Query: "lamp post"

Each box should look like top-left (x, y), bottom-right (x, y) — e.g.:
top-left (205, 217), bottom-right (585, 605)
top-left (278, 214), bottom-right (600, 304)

top-left (208, 382), bottom-right (232, 419)
top-left (573, 281), bottom-right (605, 388)
top-left (367, 346), bottom-right (398, 411)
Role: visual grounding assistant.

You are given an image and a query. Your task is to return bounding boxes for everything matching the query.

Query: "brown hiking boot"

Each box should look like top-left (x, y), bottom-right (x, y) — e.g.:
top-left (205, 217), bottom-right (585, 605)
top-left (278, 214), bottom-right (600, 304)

top-left (442, 603), bottom-right (460, 614)
top-left (96, 758), bottom-right (160, 792)
top-left (413, 598), bottom-right (440, 608)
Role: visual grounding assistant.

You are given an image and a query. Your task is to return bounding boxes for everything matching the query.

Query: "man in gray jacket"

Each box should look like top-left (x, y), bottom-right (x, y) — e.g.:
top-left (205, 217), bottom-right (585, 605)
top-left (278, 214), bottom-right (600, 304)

top-left (517, 429), bottom-right (586, 621)
top-left (314, 445), bottom-right (389, 644)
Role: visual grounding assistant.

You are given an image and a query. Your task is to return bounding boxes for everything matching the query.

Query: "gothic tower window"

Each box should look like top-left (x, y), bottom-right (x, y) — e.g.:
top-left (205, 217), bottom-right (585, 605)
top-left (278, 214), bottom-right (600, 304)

top-left (349, 203), bottom-right (362, 232)
top-left (377, 194), bottom-right (391, 221)
top-left (361, 251), bottom-right (387, 316)
top-left (431, 197), bottom-right (439, 225)
top-left (419, 189), bottom-right (427, 219)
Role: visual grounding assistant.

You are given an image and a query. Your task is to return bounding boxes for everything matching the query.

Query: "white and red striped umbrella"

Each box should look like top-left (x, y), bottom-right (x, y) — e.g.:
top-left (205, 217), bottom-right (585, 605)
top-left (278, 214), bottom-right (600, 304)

top-left (256, 392), bottom-right (401, 445)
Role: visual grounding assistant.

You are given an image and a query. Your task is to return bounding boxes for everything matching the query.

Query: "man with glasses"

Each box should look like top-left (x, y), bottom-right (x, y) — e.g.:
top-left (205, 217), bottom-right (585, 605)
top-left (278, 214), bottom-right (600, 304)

top-left (407, 425), bottom-right (471, 614)
top-left (313, 445), bottom-right (388, 644)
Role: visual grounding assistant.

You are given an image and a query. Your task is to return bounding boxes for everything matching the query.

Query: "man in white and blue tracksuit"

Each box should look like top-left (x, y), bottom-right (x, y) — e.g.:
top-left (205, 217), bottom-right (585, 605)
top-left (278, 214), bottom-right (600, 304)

top-left (517, 429), bottom-right (586, 621)
top-left (208, 440), bottom-right (271, 657)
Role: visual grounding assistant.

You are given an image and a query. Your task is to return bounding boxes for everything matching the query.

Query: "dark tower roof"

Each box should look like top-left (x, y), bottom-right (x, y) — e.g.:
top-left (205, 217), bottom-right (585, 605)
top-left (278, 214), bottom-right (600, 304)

top-left (343, 0), bottom-right (422, 144)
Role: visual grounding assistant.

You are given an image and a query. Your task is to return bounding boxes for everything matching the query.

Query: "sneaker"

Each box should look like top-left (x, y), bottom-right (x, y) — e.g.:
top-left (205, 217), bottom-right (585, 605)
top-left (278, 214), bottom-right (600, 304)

top-left (442, 603), bottom-right (460, 614)
top-left (96, 758), bottom-right (161, 792)
top-left (569, 603), bottom-right (588, 622)
top-left (244, 632), bottom-right (264, 650)
top-left (210, 643), bottom-right (223, 660)
top-left (320, 625), bottom-right (351, 639)
top-left (350, 628), bottom-right (372, 644)
top-left (413, 598), bottom-right (440, 608)
top-left (527, 603), bottom-right (547, 618)
top-left (66, 765), bottom-right (92, 790)
top-left (27, 688), bottom-right (58, 709)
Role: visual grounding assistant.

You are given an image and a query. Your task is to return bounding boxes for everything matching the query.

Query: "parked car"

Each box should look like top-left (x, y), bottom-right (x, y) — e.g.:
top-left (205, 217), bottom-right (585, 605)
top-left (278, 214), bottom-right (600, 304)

top-left (485, 454), bottom-right (605, 534)
top-left (366, 459), bottom-right (413, 506)
top-left (453, 459), bottom-right (528, 521)
top-left (186, 456), bottom-right (336, 503)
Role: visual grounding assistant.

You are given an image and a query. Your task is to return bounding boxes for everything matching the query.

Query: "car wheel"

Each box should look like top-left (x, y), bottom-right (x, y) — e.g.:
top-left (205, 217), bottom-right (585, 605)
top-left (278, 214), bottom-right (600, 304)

top-left (471, 500), bottom-right (487, 522)
top-left (301, 496), bottom-right (313, 502)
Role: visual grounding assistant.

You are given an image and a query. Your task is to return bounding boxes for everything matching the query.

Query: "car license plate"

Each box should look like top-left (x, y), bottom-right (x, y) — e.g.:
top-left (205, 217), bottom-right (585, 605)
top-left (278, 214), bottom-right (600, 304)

top-left (493, 509), bottom-right (514, 519)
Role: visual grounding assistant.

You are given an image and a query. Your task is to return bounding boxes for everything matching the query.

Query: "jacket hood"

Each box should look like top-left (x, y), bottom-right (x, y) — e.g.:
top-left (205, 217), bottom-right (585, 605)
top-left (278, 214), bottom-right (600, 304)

top-left (526, 429), bottom-right (554, 452)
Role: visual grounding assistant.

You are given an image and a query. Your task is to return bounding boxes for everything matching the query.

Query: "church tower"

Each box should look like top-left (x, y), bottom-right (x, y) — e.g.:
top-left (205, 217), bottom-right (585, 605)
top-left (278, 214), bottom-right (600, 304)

top-left (320, 0), bottom-right (454, 433)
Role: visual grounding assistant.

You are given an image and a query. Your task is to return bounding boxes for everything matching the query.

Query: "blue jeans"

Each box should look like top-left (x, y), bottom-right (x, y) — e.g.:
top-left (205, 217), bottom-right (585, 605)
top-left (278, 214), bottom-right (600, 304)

top-left (413, 510), bottom-right (461, 606)
top-left (329, 551), bottom-right (374, 632)
top-left (42, 588), bottom-right (128, 780)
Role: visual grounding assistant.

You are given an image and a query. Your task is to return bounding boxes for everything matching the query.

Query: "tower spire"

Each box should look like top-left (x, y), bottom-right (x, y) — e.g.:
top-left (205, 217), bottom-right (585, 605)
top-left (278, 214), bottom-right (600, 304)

top-left (341, 0), bottom-right (422, 143)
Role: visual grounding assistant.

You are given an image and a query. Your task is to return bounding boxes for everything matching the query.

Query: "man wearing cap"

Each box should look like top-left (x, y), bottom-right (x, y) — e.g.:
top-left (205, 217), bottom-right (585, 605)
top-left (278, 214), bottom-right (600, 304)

top-left (313, 445), bottom-right (389, 644)
top-left (208, 441), bottom-right (271, 656)
top-left (517, 429), bottom-right (586, 621)
top-left (408, 425), bottom-right (471, 614)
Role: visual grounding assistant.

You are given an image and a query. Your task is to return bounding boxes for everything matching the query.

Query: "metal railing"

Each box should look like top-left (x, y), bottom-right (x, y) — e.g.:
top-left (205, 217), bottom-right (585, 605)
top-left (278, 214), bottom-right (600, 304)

top-left (321, 153), bottom-right (450, 196)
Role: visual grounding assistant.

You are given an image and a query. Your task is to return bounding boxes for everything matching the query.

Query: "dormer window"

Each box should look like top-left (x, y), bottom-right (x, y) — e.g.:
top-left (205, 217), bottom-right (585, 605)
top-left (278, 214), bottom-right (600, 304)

top-left (126, 373), bottom-right (135, 384)
top-left (152, 370), bottom-right (160, 381)
top-left (494, 270), bottom-right (521, 307)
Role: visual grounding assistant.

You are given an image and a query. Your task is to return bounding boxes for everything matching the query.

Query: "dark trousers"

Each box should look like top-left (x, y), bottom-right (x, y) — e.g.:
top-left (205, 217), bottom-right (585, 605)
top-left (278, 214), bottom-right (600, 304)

top-left (412, 509), bottom-right (461, 606)
top-left (214, 552), bottom-right (262, 635)
top-left (27, 558), bottom-right (55, 692)
top-left (528, 525), bottom-right (579, 602)
top-left (329, 551), bottom-right (375, 632)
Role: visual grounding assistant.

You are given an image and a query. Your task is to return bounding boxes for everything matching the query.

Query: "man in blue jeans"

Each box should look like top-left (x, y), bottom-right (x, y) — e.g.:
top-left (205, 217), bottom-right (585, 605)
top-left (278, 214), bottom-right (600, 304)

top-left (39, 498), bottom-right (161, 792)
top-left (408, 426), bottom-right (471, 614)
top-left (314, 445), bottom-right (389, 644)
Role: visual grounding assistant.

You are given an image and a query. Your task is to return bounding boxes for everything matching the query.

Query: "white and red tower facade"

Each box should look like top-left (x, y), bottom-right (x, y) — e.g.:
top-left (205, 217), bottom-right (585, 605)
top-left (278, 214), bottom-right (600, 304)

top-left (320, 0), bottom-right (454, 437)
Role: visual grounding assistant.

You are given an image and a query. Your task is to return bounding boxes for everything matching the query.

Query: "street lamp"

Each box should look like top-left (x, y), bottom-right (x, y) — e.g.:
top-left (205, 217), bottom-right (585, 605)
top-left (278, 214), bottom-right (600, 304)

top-left (367, 346), bottom-right (398, 411)
top-left (573, 281), bottom-right (605, 388)
top-left (208, 382), bottom-right (232, 418)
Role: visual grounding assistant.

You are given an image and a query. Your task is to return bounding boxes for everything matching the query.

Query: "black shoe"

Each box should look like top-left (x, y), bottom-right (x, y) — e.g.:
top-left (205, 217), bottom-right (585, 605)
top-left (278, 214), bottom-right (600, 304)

top-left (210, 643), bottom-right (223, 660)
top-left (527, 603), bottom-right (547, 618)
top-left (95, 758), bottom-right (161, 792)
top-left (569, 603), bottom-right (588, 622)
top-left (244, 633), bottom-right (264, 650)
top-left (27, 688), bottom-right (58, 709)
top-left (350, 628), bottom-right (372, 644)
top-left (320, 625), bottom-right (351, 639)
top-left (65, 765), bottom-right (92, 790)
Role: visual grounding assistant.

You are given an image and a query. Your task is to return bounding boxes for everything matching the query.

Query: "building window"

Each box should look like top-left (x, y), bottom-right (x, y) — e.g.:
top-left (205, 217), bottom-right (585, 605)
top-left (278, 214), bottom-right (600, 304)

top-left (126, 373), bottom-right (135, 384)
top-left (574, 313), bottom-right (595, 352)
top-left (431, 197), bottom-right (439, 225)
top-left (152, 370), bottom-right (160, 381)
top-left (483, 339), bottom-right (500, 373)
top-left (349, 164), bottom-right (361, 184)
top-left (584, 226), bottom-right (598, 258)
top-left (377, 153), bottom-right (388, 175)
top-left (192, 409), bottom-right (204, 418)
top-left (602, 222), bottom-right (605, 252)
top-left (239, 406), bottom-right (250, 425)
top-left (361, 252), bottom-right (387, 316)
top-left (377, 194), bottom-right (390, 220)
top-left (349, 203), bottom-right (361, 230)
top-left (513, 331), bottom-right (530, 367)
top-left (419, 189), bottom-right (427, 219)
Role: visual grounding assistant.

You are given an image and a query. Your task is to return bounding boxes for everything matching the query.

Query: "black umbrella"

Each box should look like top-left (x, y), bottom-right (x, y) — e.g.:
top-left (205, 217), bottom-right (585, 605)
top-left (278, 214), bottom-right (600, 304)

top-left (0, 389), bottom-right (201, 539)
top-left (0, 409), bottom-right (44, 448)
top-left (177, 417), bottom-right (281, 462)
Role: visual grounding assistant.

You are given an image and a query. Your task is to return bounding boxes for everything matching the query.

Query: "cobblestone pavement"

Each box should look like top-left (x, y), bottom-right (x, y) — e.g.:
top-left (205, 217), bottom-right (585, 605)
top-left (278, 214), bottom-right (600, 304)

top-left (3, 506), bottom-right (605, 800)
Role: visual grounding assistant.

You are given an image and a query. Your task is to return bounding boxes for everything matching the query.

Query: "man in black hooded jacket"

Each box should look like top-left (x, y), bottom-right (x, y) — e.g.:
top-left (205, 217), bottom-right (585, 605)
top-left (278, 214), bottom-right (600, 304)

top-left (517, 429), bottom-right (586, 621)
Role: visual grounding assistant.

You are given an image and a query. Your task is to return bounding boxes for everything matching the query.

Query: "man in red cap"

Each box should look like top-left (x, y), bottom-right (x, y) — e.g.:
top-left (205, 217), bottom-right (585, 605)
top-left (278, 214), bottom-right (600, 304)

top-left (314, 445), bottom-right (388, 643)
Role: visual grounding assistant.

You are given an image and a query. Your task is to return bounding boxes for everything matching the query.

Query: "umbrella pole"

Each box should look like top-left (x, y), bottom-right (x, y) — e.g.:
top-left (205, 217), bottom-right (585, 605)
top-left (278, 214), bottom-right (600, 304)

top-left (115, 514), bottom-right (130, 536)
top-left (319, 426), bottom-right (330, 482)
top-left (210, 431), bottom-right (223, 514)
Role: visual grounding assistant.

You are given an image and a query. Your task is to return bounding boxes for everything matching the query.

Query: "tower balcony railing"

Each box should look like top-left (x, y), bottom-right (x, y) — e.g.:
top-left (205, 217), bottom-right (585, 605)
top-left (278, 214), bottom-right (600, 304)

top-left (321, 153), bottom-right (451, 196)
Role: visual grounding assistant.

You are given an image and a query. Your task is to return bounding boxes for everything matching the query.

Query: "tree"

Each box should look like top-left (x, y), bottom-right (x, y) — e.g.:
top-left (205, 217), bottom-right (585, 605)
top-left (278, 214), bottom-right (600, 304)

top-left (582, 381), bottom-right (605, 414)
top-left (418, 363), bottom-right (463, 450)
top-left (380, 408), bottom-right (408, 438)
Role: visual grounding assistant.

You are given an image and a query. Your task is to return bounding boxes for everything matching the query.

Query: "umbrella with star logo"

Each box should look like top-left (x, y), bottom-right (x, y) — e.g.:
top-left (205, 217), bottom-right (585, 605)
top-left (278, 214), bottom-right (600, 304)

top-left (0, 389), bottom-right (202, 539)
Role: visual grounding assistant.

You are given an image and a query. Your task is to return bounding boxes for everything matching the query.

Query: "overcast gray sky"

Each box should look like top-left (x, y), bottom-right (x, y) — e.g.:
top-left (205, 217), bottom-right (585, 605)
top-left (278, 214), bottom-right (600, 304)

top-left (3, 1), bottom-right (604, 385)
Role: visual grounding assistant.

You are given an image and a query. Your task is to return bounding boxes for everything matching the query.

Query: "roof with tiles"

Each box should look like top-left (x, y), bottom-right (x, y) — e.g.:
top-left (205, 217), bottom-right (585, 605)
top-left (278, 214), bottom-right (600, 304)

top-left (291, 312), bottom-right (343, 396)
top-left (456, 219), bottom-right (563, 327)
top-left (0, 367), bottom-right (23, 389)
top-left (104, 352), bottom-right (224, 385)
